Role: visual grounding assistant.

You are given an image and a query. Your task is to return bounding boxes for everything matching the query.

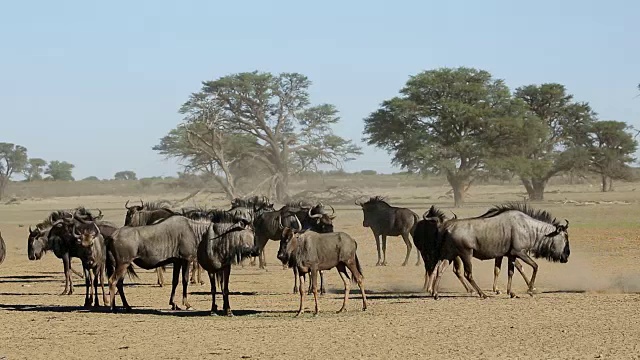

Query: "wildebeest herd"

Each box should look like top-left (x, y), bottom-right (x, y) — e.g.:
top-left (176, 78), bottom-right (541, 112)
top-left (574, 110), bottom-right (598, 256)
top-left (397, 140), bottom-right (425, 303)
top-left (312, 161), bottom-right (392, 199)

top-left (4, 195), bottom-right (571, 317)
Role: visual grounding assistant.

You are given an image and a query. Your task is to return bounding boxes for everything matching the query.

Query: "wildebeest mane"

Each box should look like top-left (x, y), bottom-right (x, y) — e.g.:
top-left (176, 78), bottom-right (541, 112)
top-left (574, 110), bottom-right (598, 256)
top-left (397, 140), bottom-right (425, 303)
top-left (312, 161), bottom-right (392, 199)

top-left (143, 201), bottom-right (173, 211)
top-left (209, 209), bottom-right (244, 224)
top-left (361, 196), bottom-right (391, 207)
top-left (422, 205), bottom-right (446, 221)
top-left (480, 202), bottom-right (559, 226)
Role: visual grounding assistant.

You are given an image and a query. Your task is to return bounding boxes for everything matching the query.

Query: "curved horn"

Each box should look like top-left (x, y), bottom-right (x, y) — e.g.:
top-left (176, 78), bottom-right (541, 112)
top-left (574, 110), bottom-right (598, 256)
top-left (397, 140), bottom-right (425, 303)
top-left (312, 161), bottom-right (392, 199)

top-left (93, 222), bottom-right (100, 235)
top-left (29, 226), bottom-right (34, 234)
top-left (293, 214), bottom-right (302, 231)
top-left (308, 207), bottom-right (322, 219)
top-left (451, 211), bottom-right (457, 219)
top-left (72, 224), bottom-right (81, 238)
top-left (125, 200), bottom-right (131, 209)
top-left (329, 205), bottom-right (335, 216)
top-left (139, 199), bottom-right (144, 208)
top-left (95, 209), bottom-right (103, 219)
top-left (278, 215), bottom-right (285, 230)
top-left (355, 199), bottom-right (362, 206)
top-left (564, 219), bottom-right (569, 228)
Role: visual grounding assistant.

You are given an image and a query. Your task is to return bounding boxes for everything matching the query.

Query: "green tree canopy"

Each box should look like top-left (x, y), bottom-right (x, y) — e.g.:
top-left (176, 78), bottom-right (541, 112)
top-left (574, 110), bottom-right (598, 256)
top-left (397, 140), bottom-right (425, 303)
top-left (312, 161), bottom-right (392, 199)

top-left (363, 67), bottom-right (521, 206)
top-left (498, 83), bottom-right (596, 200)
top-left (114, 170), bottom-right (138, 181)
top-left (0, 143), bottom-right (28, 200)
top-left (45, 160), bottom-right (75, 181)
top-left (586, 120), bottom-right (637, 191)
top-left (23, 158), bottom-right (47, 182)
top-left (154, 71), bottom-right (362, 201)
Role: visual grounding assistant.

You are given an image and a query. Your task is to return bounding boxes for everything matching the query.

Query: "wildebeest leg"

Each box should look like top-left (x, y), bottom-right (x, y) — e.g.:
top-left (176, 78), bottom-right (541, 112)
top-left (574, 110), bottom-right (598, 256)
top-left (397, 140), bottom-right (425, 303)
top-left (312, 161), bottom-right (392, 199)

top-left (513, 251), bottom-right (539, 296)
top-left (208, 271), bottom-right (218, 315)
top-left (336, 264), bottom-right (350, 313)
top-left (432, 260), bottom-right (451, 300)
top-left (506, 255), bottom-right (519, 298)
top-left (253, 235), bottom-right (269, 269)
top-left (296, 272), bottom-right (306, 317)
top-left (61, 254), bottom-right (73, 295)
top-left (156, 267), bottom-right (164, 287)
top-left (345, 257), bottom-right (367, 311)
top-left (169, 262), bottom-right (182, 310)
top-left (459, 251), bottom-right (488, 299)
top-left (310, 269), bottom-right (320, 316)
top-left (83, 267), bottom-right (92, 308)
top-left (514, 259), bottom-right (534, 291)
top-left (181, 260), bottom-right (193, 310)
top-left (374, 233), bottom-right (382, 266)
top-left (292, 267), bottom-right (299, 294)
top-left (92, 268), bottom-right (100, 307)
top-left (222, 265), bottom-right (234, 316)
top-left (198, 264), bottom-right (204, 285)
top-left (320, 271), bottom-right (325, 295)
top-left (99, 265), bottom-right (108, 307)
top-left (381, 235), bottom-right (388, 266)
top-left (452, 256), bottom-right (474, 294)
top-left (493, 257), bottom-right (503, 294)
top-left (400, 232), bottom-right (412, 266)
top-left (108, 264), bottom-right (131, 312)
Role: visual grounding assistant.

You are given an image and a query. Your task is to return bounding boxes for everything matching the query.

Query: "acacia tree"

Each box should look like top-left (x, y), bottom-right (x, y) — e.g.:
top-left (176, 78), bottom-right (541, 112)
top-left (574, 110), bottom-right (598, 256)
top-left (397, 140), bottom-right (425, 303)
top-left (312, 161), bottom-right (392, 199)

top-left (503, 84), bottom-right (596, 200)
top-left (0, 143), bottom-right (28, 200)
top-left (155, 71), bottom-right (362, 201)
top-left (363, 67), bottom-right (520, 207)
top-left (23, 158), bottom-right (47, 181)
top-left (45, 161), bottom-right (75, 181)
top-left (114, 171), bottom-right (137, 180)
top-left (586, 120), bottom-right (637, 192)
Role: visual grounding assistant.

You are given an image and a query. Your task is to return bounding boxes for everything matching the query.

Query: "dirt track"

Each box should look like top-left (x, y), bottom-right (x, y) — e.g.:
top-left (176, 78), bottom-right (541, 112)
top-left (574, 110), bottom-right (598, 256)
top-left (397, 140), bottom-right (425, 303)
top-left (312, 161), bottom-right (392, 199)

top-left (1, 196), bottom-right (640, 359)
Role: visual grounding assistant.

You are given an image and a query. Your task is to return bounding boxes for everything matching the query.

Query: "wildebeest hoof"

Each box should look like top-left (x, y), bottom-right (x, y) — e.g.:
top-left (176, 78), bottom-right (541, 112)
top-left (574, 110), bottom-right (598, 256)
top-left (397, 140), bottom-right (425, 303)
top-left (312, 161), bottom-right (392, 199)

top-left (210, 311), bottom-right (219, 316)
top-left (495, 290), bottom-right (502, 295)
top-left (313, 312), bottom-right (319, 317)
top-left (381, 262), bottom-right (388, 266)
top-left (225, 310), bottom-right (234, 317)
top-left (185, 306), bottom-right (194, 311)
top-left (337, 308), bottom-right (346, 314)
top-left (375, 261), bottom-right (381, 266)
top-left (433, 294), bottom-right (440, 300)
top-left (295, 311), bottom-right (304, 317)
top-left (171, 304), bottom-right (181, 310)
top-left (510, 293), bottom-right (519, 299)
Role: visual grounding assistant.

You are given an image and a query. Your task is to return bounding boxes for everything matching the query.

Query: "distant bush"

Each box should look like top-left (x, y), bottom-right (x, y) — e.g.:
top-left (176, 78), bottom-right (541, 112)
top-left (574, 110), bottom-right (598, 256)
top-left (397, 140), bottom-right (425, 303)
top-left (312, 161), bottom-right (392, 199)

top-left (82, 176), bottom-right (100, 181)
top-left (360, 170), bottom-right (377, 175)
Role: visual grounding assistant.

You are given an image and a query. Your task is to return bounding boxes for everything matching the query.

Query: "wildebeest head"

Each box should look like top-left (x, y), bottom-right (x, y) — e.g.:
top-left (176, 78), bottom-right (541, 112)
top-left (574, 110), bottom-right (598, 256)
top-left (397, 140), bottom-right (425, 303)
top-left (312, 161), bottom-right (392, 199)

top-left (74, 207), bottom-right (103, 222)
top-left (28, 225), bottom-right (49, 260)
top-left (124, 199), bottom-right (145, 225)
top-left (276, 215), bottom-right (303, 264)
top-left (543, 219), bottom-right (570, 263)
top-left (72, 223), bottom-right (102, 266)
top-left (306, 203), bottom-right (335, 232)
top-left (355, 196), bottom-right (390, 228)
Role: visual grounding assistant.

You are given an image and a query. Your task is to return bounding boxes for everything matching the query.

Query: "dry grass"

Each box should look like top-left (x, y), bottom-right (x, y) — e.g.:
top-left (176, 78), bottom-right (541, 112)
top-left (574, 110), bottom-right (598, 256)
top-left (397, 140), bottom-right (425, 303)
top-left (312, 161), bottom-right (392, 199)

top-left (1, 181), bottom-right (640, 359)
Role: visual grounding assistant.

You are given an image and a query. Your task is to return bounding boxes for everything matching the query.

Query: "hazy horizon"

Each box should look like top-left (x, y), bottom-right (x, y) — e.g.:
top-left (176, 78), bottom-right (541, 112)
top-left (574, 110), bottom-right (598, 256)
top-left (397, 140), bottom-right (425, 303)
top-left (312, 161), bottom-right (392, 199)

top-left (2, 0), bottom-right (638, 180)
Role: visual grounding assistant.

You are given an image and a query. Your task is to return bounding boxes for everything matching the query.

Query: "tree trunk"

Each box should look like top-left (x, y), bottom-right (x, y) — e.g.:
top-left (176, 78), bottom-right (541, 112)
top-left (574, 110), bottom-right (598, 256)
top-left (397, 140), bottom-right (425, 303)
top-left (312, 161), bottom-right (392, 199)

top-left (446, 174), bottom-right (467, 208)
top-left (608, 178), bottom-right (614, 192)
top-left (275, 172), bottom-right (289, 202)
top-left (0, 175), bottom-right (7, 201)
top-left (601, 175), bottom-right (611, 192)
top-left (521, 177), bottom-right (546, 201)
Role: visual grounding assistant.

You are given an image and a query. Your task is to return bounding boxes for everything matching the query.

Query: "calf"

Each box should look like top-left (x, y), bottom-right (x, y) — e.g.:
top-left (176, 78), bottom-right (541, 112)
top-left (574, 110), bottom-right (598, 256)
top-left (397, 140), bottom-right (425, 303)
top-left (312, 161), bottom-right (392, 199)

top-left (277, 219), bottom-right (367, 317)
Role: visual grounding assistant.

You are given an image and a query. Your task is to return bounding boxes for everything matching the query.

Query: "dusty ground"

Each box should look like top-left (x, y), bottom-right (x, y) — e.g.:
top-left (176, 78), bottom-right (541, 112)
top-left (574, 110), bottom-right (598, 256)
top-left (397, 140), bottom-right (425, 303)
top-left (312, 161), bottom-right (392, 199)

top-left (1, 185), bottom-right (640, 359)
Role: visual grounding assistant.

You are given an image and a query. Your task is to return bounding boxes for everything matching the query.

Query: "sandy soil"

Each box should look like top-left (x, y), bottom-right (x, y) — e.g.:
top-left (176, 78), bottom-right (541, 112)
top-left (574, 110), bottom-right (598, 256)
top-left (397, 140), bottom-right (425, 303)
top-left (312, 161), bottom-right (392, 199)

top-left (1, 194), bottom-right (640, 359)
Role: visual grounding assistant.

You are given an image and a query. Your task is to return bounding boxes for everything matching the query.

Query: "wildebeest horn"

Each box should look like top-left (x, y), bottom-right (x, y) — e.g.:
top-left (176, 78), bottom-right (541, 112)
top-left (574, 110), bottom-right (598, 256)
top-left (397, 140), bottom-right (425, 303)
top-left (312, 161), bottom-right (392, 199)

top-left (308, 207), bottom-right (322, 219)
top-left (139, 199), bottom-right (144, 208)
top-left (564, 219), bottom-right (569, 228)
top-left (93, 223), bottom-right (100, 235)
top-left (72, 224), bottom-right (81, 238)
top-left (95, 209), bottom-right (103, 219)
top-left (451, 211), bottom-right (457, 219)
top-left (125, 200), bottom-right (131, 209)
top-left (354, 199), bottom-right (362, 206)
top-left (293, 214), bottom-right (302, 231)
top-left (28, 226), bottom-right (34, 234)
top-left (329, 205), bottom-right (335, 216)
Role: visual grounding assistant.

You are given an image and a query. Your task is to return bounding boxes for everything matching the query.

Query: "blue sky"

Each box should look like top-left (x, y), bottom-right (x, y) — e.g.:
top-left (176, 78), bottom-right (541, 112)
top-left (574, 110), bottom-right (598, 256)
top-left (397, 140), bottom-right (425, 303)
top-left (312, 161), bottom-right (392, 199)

top-left (1, 0), bottom-right (638, 179)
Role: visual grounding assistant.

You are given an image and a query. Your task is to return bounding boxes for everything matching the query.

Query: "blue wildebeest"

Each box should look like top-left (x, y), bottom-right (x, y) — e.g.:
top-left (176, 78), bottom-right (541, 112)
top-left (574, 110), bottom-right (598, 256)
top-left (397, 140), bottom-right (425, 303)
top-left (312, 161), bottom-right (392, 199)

top-left (69, 222), bottom-right (111, 307)
top-left (197, 209), bottom-right (259, 316)
top-left (277, 217), bottom-right (367, 317)
top-left (251, 200), bottom-right (336, 294)
top-left (107, 215), bottom-right (212, 312)
top-left (0, 229), bottom-right (5, 266)
top-left (426, 202), bottom-right (570, 299)
top-left (28, 208), bottom-right (103, 295)
top-left (356, 196), bottom-right (421, 266)
top-left (124, 200), bottom-right (180, 287)
top-left (413, 205), bottom-right (532, 295)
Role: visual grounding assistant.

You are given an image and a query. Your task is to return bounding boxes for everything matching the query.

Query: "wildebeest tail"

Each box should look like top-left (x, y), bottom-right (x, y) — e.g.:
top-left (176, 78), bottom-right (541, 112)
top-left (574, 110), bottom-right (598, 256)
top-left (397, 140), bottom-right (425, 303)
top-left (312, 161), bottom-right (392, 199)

top-left (410, 212), bottom-right (420, 237)
top-left (126, 264), bottom-right (138, 280)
